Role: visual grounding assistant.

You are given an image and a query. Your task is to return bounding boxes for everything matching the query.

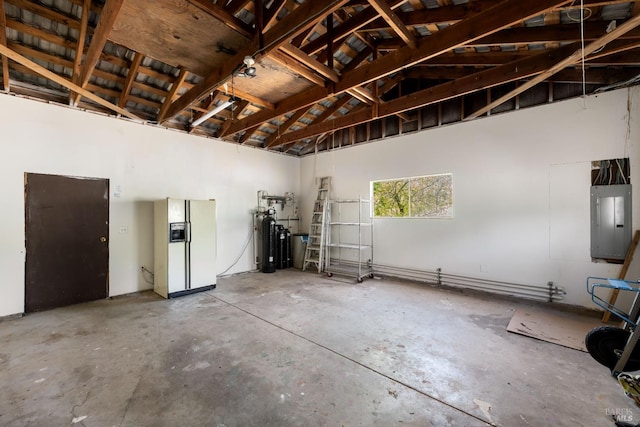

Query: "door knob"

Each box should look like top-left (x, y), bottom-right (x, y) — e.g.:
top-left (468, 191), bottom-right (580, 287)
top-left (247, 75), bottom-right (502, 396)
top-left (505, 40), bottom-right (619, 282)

top-left (100, 237), bottom-right (107, 243)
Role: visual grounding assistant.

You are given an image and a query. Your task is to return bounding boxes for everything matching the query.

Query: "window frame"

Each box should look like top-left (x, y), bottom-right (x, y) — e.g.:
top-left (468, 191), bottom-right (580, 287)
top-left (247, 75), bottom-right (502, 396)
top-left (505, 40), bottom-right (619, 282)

top-left (371, 173), bottom-right (454, 219)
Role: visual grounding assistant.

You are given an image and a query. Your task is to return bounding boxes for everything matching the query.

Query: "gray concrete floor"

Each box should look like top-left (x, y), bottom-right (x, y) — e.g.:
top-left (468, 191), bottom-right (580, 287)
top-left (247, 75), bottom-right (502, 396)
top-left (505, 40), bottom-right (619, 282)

top-left (0, 270), bottom-right (638, 426)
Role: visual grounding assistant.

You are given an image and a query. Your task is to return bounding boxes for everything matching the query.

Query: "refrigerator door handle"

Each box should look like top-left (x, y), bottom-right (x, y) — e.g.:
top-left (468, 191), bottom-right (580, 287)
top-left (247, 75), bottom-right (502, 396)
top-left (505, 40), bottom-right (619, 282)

top-left (186, 221), bottom-right (192, 243)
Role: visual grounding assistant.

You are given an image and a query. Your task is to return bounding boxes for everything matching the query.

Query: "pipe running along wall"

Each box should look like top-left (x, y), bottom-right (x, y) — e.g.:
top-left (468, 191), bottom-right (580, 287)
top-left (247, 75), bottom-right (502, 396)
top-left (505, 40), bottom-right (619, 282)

top-left (373, 264), bottom-right (566, 303)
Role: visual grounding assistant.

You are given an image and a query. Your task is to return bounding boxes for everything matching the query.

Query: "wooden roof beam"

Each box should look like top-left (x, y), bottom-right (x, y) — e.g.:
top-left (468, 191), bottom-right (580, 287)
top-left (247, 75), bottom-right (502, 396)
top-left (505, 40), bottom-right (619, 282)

top-left (302, 0), bottom-right (406, 56)
top-left (314, 33), bottom-right (350, 66)
top-left (264, 0), bottom-right (287, 32)
top-left (291, 18), bottom-right (320, 48)
top-left (272, 43), bottom-right (582, 146)
top-left (265, 106), bottom-right (310, 147)
top-left (71, 0), bottom-right (124, 106)
top-left (403, 66), bottom-right (480, 80)
top-left (262, 98), bottom-right (346, 149)
top-left (338, 0), bottom-right (572, 91)
top-left (6, 0), bottom-right (88, 30)
top-left (187, 0), bottom-right (253, 38)
top-left (546, 67), bottom-right (640, 84)
top-left (118, 51), bottom-right (142, 108)
top-left (349, 85), bottom-right (378, 104)
top-left (226, 0), bottom-right (252, 15)
top-left (223, 0), bottom-right (573, 138)
top-left (340, 46), bottom-right (373, 73)
top-left (188, 91), bottom-right (222, 131)
top-left (394, 0), bottom-right (496, 27)
top-left (367, 0), bottom-right (416, 49)
top-left (220, 86), bottom-right (275, 110)
top-left (466, 11), bottom-right (640, 119)
top-left (162, 0), bottom-right (350, 123)
top-left (0, 43), bottom-right (140, 119)
top-left (586, 50), bottom-right (640, 65)
top-left (376, 22), bottom-right (640, 50)
top-left (69, 0), bottom-right (90, 103)
top-left (585, 39), bottom-right (640, 61)
top-left (313, 95), bottom-right (352, 123)
top-left (347, 88), bottom-right (372, 104)
top-left (157, 67), bottom-right (188, 123)
top-left (475, 22), bottom-right (640, 46)
top-left (0, 0), bottom-right (10, 92)
top-left (269, 50), bottom-right (327, 86)
top-left (280, 44), bottom-right (340, 82)
top-left (377, 74), bottom-right (402, 96)
top-left (5, 18), bottom-right (77, 49)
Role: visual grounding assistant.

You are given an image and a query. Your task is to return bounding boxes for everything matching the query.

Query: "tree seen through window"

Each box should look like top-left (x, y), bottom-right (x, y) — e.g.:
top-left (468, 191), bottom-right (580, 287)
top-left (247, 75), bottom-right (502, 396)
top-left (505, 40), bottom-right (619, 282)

top-left (373, 174), bottom-right (453, 218)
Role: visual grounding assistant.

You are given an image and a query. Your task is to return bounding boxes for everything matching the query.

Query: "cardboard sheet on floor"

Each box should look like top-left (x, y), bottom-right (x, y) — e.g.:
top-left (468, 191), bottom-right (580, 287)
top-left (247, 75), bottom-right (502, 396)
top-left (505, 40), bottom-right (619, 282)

top-left (506, 309), bottom-right (603, 352)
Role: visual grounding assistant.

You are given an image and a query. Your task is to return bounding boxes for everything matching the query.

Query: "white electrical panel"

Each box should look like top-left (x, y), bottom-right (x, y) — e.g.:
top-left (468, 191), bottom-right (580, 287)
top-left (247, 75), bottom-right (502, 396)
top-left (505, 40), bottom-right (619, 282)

top-left (591, 184), bottom-right (632, 260)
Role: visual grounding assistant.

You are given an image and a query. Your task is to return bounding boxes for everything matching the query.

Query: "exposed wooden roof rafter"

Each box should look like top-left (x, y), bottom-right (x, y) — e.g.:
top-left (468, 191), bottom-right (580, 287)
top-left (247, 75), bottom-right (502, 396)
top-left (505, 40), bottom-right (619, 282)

top-left (222, 0), bottom-right (573, 138)
top-left (69, 0), bottom-right (90, 104)
top-left (161, 0), bottom-right (351, 123)
top-left (271, 42), bottom-right (583, 146)
top-left (157, 66), bottom-right (188, 123)
top-left (466, 9), bottom-right (640, 119)
top-left (0, 0), bottom-right (10, 92)
top-left (3, 0), bottom-right (640, 154)
top-left (0, 43), bottom-right (140, 119)
top-left (187, 0), bottom-right (254, 38)
top-left (118, 51), bottom-right (142, 108)
top-left (367, 0), bottom-right (416, 48)
top-left (71, 0), bottom-right (124, 106)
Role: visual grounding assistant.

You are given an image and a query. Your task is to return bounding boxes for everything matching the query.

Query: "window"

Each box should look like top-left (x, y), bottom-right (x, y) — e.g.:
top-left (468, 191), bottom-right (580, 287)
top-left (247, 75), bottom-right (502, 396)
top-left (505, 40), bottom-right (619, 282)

top-left (372, 174), bottom-right (453, 218)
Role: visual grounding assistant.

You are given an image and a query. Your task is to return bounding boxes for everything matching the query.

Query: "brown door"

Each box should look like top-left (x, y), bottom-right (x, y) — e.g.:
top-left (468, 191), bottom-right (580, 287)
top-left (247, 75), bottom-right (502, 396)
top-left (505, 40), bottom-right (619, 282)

top-left (25, 173), bottom-right (109, 313)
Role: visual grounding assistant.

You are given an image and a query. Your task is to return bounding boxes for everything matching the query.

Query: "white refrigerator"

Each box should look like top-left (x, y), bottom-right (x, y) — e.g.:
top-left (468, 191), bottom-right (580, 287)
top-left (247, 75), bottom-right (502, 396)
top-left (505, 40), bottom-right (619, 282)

top-left (154, 198), bottom-right (217, 298)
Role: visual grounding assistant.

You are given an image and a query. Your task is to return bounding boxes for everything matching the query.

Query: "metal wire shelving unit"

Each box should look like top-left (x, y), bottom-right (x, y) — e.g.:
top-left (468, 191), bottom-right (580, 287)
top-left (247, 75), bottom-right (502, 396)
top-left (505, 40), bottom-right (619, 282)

top-left (325, 198), bottom-right (374, 282)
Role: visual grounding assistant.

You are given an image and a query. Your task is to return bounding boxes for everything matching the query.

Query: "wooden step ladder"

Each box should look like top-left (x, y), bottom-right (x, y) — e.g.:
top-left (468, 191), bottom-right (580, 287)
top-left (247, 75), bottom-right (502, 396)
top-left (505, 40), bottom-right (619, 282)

top-left (303, 177), bottom-right (331, 273)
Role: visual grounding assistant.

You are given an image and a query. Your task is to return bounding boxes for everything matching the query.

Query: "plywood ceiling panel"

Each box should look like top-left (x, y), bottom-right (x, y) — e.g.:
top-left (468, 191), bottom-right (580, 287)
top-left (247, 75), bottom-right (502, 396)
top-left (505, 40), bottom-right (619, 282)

top-left (232, 57), bottom-right (315, 104)
top-left (110, 0), bottom-right (249, 76)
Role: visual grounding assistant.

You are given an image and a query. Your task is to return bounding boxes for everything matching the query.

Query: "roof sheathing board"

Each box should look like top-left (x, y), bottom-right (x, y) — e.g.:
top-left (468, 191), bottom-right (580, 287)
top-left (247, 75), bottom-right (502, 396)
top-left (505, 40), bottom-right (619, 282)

top-left (109, 0), bottom-right (249, 76)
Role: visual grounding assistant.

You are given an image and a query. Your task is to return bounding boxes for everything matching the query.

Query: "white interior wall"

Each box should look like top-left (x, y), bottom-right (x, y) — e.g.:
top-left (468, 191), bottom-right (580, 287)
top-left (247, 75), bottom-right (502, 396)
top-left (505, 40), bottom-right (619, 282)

top-left (0, 94), bottom-right (300, 317)
top-left (2, 87), bottom-right (637, 316)
top-left (300, 88), bottom-right (640, 308)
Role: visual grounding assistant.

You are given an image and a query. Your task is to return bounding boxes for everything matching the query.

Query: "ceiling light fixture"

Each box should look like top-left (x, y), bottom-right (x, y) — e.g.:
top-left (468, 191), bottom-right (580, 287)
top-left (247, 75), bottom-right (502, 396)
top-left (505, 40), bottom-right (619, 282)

top-left (236, 55), bottom-right (257, 78)
top-left (191, 98), bottom-right (236, 127)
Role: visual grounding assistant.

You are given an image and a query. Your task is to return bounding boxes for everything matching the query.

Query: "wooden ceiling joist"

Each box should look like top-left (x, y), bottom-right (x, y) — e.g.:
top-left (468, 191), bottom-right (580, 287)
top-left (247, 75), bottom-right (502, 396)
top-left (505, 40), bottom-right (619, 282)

top-left (0, 0), bottom-right (10, 92)
top-left (187, 0), bottom-right (253, 38)
top-left (71, 0), bottom-right (124, 106)
top-left (394, 0), bottom-right (496, 28)
top-left (4, 18), bottom-right (77, 50)
top-left (69, 0), bottom-right (90, 104)
top-left (265, 106), bottom-right (310, 147)
top-left (271, 42), bottom-right (582, 147)
top-left (280, 44), bottom-right (339, 82)
top-left (0, 43), bottom-right (140, 119)
top-left (269, 50), bottom-right (327, 85)
top-left (551, 67), bottom-right (640, 84)
top-left (301, 0), bottom-right (406, 56)
top-left (266, 94), bottom-right (356, 148)
top-left (466, 10), bottom-right (640, 119)
top-left (475, 23), bottom-right (640, 47)
top-left (162, 0), bottom-right (350, 123)
top-left (157, 67), bottom-right (188, 123)
top-left (226, 0), bottom-right (252, 15)
top-left (6, 0), bottom-right (85, 31)
top-left (118, 51), bottom-right (142, 108)
top-left (222, 0), bottom-right (572, 139)
top-left (337, 0), bottom-right (571, 91)
top-left (3, 0), bottom-right (640, 153)
top-left (367, 0), bottom-right (416, 49)
top-left (264, 0), bottom-right (287, 32)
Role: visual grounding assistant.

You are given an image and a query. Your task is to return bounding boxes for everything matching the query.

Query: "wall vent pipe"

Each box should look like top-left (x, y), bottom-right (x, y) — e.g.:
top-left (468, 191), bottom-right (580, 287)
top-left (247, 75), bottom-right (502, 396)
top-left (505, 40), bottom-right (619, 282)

top-left (373, 263), bottom-right (565, 303)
